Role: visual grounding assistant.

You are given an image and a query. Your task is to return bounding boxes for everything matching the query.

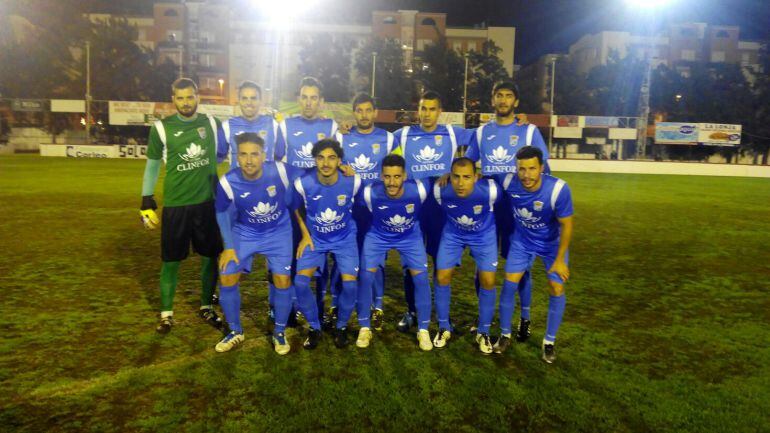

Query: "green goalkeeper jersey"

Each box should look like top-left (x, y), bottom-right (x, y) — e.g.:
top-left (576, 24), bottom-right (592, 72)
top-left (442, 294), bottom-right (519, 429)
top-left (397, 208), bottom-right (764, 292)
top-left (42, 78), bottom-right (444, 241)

top-left (147, 113), bottom-right (221, 207)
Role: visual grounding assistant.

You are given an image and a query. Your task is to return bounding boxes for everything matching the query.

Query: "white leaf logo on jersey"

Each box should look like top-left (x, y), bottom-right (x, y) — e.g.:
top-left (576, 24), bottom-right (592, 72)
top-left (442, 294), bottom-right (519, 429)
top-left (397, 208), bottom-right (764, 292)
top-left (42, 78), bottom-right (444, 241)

top-left (487, 146), bottom-right (515, 164)
top-left (414, 145), bottom-right (443, 163)
top-left (384, 214), bottom-right (414, 230)
top-left (314, 208), bottom-right (344, 225)
top-left (180, 143), bottom-right (206, 162)
top-left (455, 215), bottom-right (479, 229)
top-left (295, 142), bottom-right (313, 159)
top-left (514, 207), bottom-right (540, 223)
top-left (248, 201), bottom-right (279, 217)
top-left (350, 154), bottom-right (375, 171)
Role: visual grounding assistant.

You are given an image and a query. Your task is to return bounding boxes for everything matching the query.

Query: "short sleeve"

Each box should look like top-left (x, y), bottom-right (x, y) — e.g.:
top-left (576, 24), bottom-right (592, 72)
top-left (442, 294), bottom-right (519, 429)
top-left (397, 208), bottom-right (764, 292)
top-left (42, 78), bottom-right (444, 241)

top-left (554, 183), bottom-right (573, 219)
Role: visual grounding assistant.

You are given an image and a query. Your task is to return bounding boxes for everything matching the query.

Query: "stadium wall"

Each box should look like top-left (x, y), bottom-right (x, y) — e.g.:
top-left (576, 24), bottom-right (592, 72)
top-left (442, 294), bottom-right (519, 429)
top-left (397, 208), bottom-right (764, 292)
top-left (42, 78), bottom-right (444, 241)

top-left (549, 159), bottom-right (770, 178)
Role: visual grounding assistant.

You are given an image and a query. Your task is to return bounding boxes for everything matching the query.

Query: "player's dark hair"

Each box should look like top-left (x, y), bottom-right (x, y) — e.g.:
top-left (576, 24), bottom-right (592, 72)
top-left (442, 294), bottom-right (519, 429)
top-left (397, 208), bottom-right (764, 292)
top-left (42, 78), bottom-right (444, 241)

top-left (451, 157), bottom-right (477, 173)
top-left (352, 93), bottom-right (376, 111)
top-left (381, 154), bottom-right (405, 170)
top-left (312, 138), bottom-right (343, 159)
top-left (516, 146), bottom-right (543, 165)
top-left (237, 80), bottom-right (262, 99)
top-left (492, 80), bottom-right (520, 100)
top-left (299, 76), bottom-right (324, 98)
top-left (420, 90), bottom-right (442, 108)
top-left (235, 132), bottom-right (265, 148)
top-left (171, 77), bottom-right (198, 94)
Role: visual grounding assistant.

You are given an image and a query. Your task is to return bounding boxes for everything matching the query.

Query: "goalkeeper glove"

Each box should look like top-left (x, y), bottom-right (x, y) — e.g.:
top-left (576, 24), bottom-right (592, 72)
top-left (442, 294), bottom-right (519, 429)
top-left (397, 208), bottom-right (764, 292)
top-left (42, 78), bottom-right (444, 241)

top-left (140, 195), bottom-right (160, 229)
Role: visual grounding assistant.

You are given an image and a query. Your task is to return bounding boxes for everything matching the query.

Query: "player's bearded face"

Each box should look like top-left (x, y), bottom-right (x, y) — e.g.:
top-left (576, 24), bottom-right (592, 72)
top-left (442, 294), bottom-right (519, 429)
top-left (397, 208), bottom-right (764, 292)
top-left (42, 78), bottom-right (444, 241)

top-left (239, 88), bottom-right (261, 119)
top-left (354, 102), bottom-right (376, 130)
top-left (450, 164), bottom-right (476, 198)
top-left (315, 148), bottom-right (340, 177)
top-left (173, 87), bottom-right (199, 117)
top-left (493, 90), bottom-right (518, 118)
top-left (418, 99), bottom-right (441, 129)
top-left (237, 142), bottom-right (265, 178)
top-left (382, 166), bottom-right (405, 197)
top-left (299, 86), bottom-right (322, 119)
top-left (517, 157), bottom-right (543, 190)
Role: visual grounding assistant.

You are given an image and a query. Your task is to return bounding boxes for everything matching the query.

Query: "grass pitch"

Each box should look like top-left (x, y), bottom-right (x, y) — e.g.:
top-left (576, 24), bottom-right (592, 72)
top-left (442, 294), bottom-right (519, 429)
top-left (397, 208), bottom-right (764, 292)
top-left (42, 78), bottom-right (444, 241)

top-left (1, 155), bottom-right (769, 433)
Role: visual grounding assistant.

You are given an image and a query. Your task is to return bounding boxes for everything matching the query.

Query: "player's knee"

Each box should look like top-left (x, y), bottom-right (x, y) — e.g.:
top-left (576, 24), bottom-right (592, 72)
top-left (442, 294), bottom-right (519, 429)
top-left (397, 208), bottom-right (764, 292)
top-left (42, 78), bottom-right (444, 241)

top-left (273, 274), bottom-right (291, 289)
top-left (436, 269), bottom-right (453, 286)
top-left (220, 273), bottom-right (240, 287)
top-left (548, 282), bottom-right (565, 296)
top-left (479, 273), bottom-right (496, 289)
top-left (505, 272), bottom-right (523, 284)
top-left (341, 274), bottom-right (357, 282)
top-left (297, 268), bottom-right (315, 278)
top-left (366, 268), bottom-right (378, 273)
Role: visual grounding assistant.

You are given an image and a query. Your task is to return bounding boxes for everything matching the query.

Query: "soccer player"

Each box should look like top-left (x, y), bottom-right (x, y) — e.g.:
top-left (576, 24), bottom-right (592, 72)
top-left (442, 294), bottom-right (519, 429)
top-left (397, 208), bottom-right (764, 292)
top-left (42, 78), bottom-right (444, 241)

top-left (501, 147), bottom-right (573, 363)
top-left (466, 80), bottom-right (550, 347)
top-left (220, 80), bottom-right (283, 165)
top-left (139, 78), bottom-right (226, 333)
top-left (392, 90), bottom-right (471, 331)
top-left (355, 154), bottom-right (433, 350)
top-left (433, 158), bottom-right (500, 353)
top-left (292, 139), bottom-right (362, 349)
top-left (214, 132), bottom-right (294, 354)
top-left (330, 93), bottom-right (394, 331)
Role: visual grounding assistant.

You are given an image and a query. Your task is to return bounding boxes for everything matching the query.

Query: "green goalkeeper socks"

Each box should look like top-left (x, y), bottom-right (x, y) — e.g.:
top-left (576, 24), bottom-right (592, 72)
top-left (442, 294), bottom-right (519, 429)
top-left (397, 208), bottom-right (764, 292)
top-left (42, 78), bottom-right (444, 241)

top-left (200, 256), bottom-right (217, 306)
top-left (160, 261), bottom-right (181, 313)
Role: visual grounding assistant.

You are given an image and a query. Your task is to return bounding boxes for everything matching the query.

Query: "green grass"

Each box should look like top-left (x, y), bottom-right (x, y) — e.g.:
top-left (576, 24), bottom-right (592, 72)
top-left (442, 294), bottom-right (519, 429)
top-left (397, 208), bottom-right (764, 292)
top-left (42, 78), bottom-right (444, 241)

top-left (1, 154), bottom-right (769, 433)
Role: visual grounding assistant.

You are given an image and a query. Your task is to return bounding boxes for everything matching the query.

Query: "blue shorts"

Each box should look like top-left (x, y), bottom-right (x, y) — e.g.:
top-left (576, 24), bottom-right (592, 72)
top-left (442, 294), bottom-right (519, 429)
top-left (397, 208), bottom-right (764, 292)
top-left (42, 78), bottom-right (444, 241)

top-left (436, 228), bottom-right (499, 272)
top-left (297, 232), bottom-right (360, 277)
top-left (504, 239), bottom-right (569, 284)
top-left (223, 228), bottom-right (293, 276)
top-left (362, 231), bottom-right (429, 272)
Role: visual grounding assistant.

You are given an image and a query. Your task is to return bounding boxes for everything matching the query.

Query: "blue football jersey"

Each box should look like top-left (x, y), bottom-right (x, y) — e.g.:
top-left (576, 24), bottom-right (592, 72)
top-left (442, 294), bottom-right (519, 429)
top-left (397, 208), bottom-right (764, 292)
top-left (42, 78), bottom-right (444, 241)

top-left (360, 179), bottom-right (428, 241)
top-left (336, 127), bottom-right (394, 185)
top-left (502, 173), bottom-right (573, 251)
top-left (278, 116), bottom-right (337, 175)
top-left (434, 178), bottom-right (499, 235)
top-left (394, 124), bottom-right (471, 179)
top-left (293, 172), bottom-right (362, 244)
top-left (215, 161), bottom-right (293, 237)
top-left (466, 121), bottom-right (549, 176)
top-left (221, 115), bottom-right (282, 168)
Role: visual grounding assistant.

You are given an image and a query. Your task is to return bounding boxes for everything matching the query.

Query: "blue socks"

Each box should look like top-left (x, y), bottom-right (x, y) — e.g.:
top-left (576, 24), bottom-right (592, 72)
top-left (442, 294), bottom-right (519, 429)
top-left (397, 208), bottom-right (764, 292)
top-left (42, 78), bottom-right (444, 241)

top-left (357, 270), bottom-right (376, 328)
top-left (499, 279), bottom-right (517, 335)
top-left (412, 271), bottom-right (432, 331)
top-left (477, 287), bottom-right (497, 335)
top-left (373, 265), bottom-right (385, 310)
top-left (545, 294), bottom-right (566, 343)
top-left (435, 284), bottom-right (451, 330)
top-left (519, 270), bottom-right (532, 320)
top-left (403, 267), bottom-right (416, 313)
top-left (273, 286), bottom-right (292, 334)
top-left (294, 274), bottom-right (321, 330)
top-left (219, 283), bottom-right (242, 334)
top-left (336, 280), bottom-right (357, 329)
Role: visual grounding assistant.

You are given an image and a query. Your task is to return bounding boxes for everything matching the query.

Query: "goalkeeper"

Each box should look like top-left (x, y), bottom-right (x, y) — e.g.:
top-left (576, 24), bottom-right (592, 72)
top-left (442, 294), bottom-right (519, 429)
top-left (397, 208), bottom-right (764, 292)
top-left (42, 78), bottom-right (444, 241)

top-left (140, 77), bottom-right (227, 334)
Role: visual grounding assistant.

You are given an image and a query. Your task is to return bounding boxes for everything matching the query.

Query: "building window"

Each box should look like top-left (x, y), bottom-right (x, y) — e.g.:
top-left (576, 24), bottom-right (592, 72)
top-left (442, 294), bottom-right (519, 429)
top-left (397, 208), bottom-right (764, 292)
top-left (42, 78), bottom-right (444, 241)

top-left (383, 16), bottom-right (396, 24)
top-left (711, 51), bottom-right (725, 62)
top-left (741, 52), bottom-right (751, 65)
top-left (167, 31), bottom-right (179, 42)
top-left (681, 49), bottom-right (696, 61)
top-left (676, 66), bottom-right (691, 78)
top-left (715, 30), bottom-right (730, 38)
top-left (164, 9), bottom-right (178, 17)
top-left (421, 17), bottom-right (437, 26)
top-left (679, 28), bottom-right (696, 38)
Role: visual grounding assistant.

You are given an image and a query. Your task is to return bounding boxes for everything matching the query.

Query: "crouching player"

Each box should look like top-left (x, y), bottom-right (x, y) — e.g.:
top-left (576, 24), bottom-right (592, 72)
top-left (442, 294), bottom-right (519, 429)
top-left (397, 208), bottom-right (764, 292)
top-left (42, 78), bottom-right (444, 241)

top-left (214, 132), bottom-right (295, 355)
top-left (501, 147), bottom-right (573, 363)
top-left (355, 154), bottom-right (433, 350)
top-left (433, 158), bottom-right (500, 353)
top-left (293, 139), bottom-right (362, 349)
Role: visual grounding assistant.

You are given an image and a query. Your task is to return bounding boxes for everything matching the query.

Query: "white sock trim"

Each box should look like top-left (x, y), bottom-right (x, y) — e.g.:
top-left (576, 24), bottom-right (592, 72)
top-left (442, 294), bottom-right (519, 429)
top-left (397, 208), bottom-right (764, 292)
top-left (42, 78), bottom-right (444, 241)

top-left (160, 311), bottom-right (173, 318)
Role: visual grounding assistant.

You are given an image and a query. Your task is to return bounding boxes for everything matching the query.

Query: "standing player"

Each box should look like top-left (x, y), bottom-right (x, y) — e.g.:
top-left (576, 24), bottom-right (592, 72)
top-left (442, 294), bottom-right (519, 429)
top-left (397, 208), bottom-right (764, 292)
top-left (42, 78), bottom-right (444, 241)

top-left (220, 80), bottom-right (283, 165)
top-left (501, 147), bottom-right (573, 363)
top-left (392, 90), bottom-right (472, 331)
top-left (329, 93), bottom-right (394, 330)
top-left (433, 158), bottom-right (500, 353)
top-left (466, 80), bottom-right (550, 347)
top-left (139, 78), bottom-right (225, 333)
top-left (292, 139), bottom-right (362, 349)
top-left (355, 154), bottom-right (433, 350)
top-left (214, 133), bottom-right (294, 354)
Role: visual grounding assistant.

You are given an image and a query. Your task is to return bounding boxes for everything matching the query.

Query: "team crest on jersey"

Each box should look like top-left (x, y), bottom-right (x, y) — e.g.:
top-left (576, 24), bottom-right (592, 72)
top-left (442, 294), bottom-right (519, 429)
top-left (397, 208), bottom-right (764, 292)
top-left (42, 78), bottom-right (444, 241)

top-left (197, 127), bottom-right (207, 139)
top-left (266, 185), bottom-right (277, 197)
top-left (372, 143), bottom-right (380, 154)
top-left (533, 201), bottom-right (543, 211)
top-left (509, 135), bottom-right (519, 146)
top-left (405, 203), bottom-right (415, 214)
top-left (317, 133), bottom-right (326, 141)
top-left (259, 130), bottom-right (268, 138)
top-left (473, 205), bottom-right (483, 215)
top-left (337, 194), bottom-right (347, 206)
top-left (434, 135), bottom-right (443, 146)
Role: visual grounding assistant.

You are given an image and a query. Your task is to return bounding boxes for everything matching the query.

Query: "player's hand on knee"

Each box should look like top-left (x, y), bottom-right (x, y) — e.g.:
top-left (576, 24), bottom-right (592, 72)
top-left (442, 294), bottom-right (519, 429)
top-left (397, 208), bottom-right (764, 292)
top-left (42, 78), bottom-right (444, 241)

top-left (218, 249), bottom-right (239, 272)
top-left (338, 120), bottom-right (352, 134)
top-left (297, 236), bottom-right (315, 259)
top-left (548, 259), bottom-right (569, 281)
top-left (436, 173), bottom-right (450, 187)
top-left (339, 165), bottom-right (356, 177)
top-left (139, 195), bottom-right (160, 229)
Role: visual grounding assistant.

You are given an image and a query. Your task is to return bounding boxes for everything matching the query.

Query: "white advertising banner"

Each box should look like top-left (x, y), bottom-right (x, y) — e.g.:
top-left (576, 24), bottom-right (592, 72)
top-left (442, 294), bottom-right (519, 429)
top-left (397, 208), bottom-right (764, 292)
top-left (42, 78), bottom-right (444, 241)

top-left (40, 144), bottom-right (148, 159)
top-left (109, 101), bottom-right (236, 125)
top-left (697, 123), bottom-right (741, 146)
top-left (51, 99), bottom-right (86, 113)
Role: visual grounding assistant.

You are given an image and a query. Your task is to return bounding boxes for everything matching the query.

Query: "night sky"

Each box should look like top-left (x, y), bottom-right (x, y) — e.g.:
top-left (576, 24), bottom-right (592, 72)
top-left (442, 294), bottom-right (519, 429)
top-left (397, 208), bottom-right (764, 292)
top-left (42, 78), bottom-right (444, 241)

top-left (92, 0), bottom-right (770, 65)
